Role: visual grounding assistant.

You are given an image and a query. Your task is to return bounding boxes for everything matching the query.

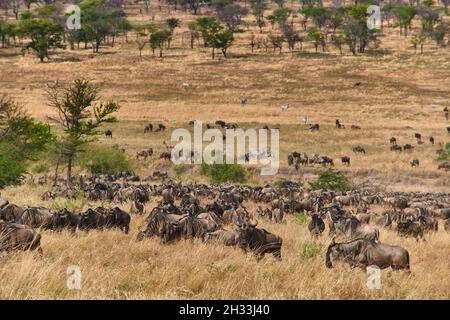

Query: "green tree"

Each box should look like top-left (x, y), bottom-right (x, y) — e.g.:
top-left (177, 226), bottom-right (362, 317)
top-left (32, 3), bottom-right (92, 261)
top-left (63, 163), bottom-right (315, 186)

top-left (166, 17), bottom-right (180, 48)
top-left (18, 18), bottom-right (64, 62)
top-left (46, 79), bottom-right (120, 186)
top-left (250, 0), bottom-right (267, 33)
top-left (149, 29), bottom-right (171, 57)
top-left (309, 169), bottom-right (351, 191)
top-left (393, 5), bottom-right (416, 36)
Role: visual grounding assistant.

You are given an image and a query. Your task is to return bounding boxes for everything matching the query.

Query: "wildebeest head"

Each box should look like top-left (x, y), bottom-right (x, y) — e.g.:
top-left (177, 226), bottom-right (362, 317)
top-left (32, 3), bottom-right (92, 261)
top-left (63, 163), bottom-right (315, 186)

top-left (325, 238), bottom-right (365, 268)
top-left (233, 215), bottom-right (258, 249)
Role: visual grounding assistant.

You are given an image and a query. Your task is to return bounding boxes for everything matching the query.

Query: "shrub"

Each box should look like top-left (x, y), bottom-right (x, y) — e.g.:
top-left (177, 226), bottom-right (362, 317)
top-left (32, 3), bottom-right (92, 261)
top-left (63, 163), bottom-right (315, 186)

top-left (436, 142), bottom-right (450, 162)
top-left (200, 163), bottom-right (248, 183)
top-left (294, 211), bottom-right (308, 224)
top-left (300, 241), bottom-right (323, 261)
top-left (77, 145), bottom-right (132, 175)
top-left (0, 143), bottom-right (26, 188)
top-left (309, 168), bottom-right (352, 191)
top-left (174, 165), bottom-right (187, 177)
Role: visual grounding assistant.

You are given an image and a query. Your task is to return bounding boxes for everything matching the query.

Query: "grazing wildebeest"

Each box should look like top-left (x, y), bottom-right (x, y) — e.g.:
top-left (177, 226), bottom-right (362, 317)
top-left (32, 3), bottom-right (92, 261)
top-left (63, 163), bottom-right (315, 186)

top-left (0, 220), bottom-right (42, 253)
top-left (240, 98), bottom-right (247, 106)
top-left (403, 144), bottom-right (414, 152)
top-left (390, 144), bottom-right (402, 152)
top-left (155, 123), bottom-right (166, 132)
top-left (341, 156), bottom-right (350, 166)
top-left (309, 124), bottom-right (319, 132)
top-left (389, 137), bottom-right (397, 144)
top-left (397, 219), bottom-right (424, 240)
top-left (204, 229), bottom-right (240, 246)
top-left (159, 151), bottom-right (172, 161)
top-left (414, 133), bottom-right (421, 140)
top-left (308, 213), bottom-right (325, 238)
top-left (351, 125), bottom-right (361, 129)
top-left (429, 136), bottom-right (434, 145)
top-left (328, 210), bottom-right (379, 242)
top-left (234, 217), bottom-right (283, 261)
top-left (136, 148), bottom-right (153, 160)
top-left (130, 200), bottom-right (144, 215)
top-left (352, 146), bottom-right (366, 154)
top-left (215, 120), bottom-right (226, 128)
top-left (438, 161), bottom-right (450, 170)
top-left (410, 159), bottom-right (419, 167)
top-left (325, 238), bottom-right (410, 271)
top-left (51, 208), bottom-right (79, 232)
top-left (144, 123), bottom-right (153, 133)
top-left (444, 219), bottom-right (450, 232)
top-left (105, 130), bottom-right (112, 138)
top-left (319, 156), bottom-right (334, 166)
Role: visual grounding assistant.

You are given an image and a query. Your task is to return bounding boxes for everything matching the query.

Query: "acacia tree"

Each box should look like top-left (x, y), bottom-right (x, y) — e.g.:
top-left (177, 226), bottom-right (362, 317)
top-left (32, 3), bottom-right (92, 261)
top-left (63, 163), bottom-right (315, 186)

top-left (19, 18), bottom-right (64, 62)
top-left (166, 17), bottom-right (180, 48)
top-left (250, 0), bottom-right (267, 33)
top-left (46, 79), bottom-right (120, 186)
top-left (150, 29), bottom-right (171, 57)
top-left (205, 19), bottom-right (236, 59)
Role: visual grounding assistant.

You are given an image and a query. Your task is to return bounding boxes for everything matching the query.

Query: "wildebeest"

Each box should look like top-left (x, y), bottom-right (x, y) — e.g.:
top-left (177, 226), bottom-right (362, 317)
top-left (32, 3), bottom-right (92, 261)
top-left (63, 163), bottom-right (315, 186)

top-left (308, 213), bottom-right (325, 238)
top-left (447, 126), bottom-right (450, 134)
top-left (155, 123), bottom-right (166, 132)
top-left (351, 125), bottom-right (361, 129)
top-left (325, 238), bottom-right (410, 271)
top-left (390, 144), bottom-right (402, 152)
top-left (204, 229), bottom-right (240, 246)
top-left (328, 209), bottom-right (379, 242)
top-left (18, 207), bottom-right (54, 229)
top-left (234, 217), bottom-right (282, 261)
top-left (335, 119), bottom-right (344, 129)
top-left (105, 130), bottom-right (112, 138)
top-left (0, 202), bottom-right (26, 222)
top-left (438, 161), bottom-right (450, 170)
top-left (397, 219), bottom-right (424, 240)
top-left (0, 220), bottom-right (42, 253)
top-left (130, 200), bottom-right (144, 215)
top-left (309, 124), bottom-right (319, 132)
top-left (144, 123), bottom-right (153, 133)
top-left (429, 136), bottom-right (434, 145)
top-left (79, 207), bottom-right (130, 234)
top-left (215, 120), bottom-right (226, 128)
top-left (414, 133), bottom-right (422, 141)
top-left (403, 144), bottom-right (414, 152)
top-left (410, 159), bottom-right (419, 167)
top-left (352, 146), bottom-right (366, 154)
top-left (341, 156), bottom-right (350, 166)
top-left (240, 98), bottom-right (247, 106)
top-left (50, 208), bottom-right (79, 232)
top-left (159, 151), bottom-right (172, 161)
top-left (136, 148), bottom-right (153, 160)
top-left (389, 137), bottom-right (397, 144)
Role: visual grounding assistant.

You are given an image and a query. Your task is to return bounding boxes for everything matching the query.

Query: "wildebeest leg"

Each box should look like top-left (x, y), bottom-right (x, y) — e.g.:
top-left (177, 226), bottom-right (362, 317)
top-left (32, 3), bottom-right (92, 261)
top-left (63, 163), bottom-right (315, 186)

top-left (123, 225), bottom-right (129, 234)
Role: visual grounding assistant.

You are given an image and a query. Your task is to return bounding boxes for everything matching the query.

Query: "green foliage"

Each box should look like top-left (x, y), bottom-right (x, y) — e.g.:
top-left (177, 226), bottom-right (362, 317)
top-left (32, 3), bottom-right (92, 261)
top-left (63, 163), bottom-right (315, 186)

top-left (77, 145), bottom-right (131, 175)
top-left (174, 165), bottom-right (187, 177)
top-left (309, 168), bottom-right (352, 191)
top-left (0, 143), bottom-right (26, 188)
top-left (200, 163), bottom-right (248, 183)
top-left (51, 193), bottom-right (87, 212)
top-left (436, 142), bottom-right (450, 161)
top-left (294, 211), bottom-right (307, 224)
top-left (299, 241), bottom-right (323, 261)
top-left (18, 18), bottom-right (64, 62)
top-left (149, 29), bottom-right (171, 57)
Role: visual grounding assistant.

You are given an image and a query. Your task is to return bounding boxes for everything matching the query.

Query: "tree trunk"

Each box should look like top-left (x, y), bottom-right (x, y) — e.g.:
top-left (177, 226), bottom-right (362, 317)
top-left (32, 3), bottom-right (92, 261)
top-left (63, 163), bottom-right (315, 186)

top-left (67, 156), bottom-right (73, 187)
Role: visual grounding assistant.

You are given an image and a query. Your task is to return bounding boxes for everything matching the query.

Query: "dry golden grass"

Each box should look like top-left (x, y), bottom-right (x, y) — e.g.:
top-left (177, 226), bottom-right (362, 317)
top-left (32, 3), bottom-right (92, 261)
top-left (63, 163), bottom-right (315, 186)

top-left (0, 2), bottom-right (449, 299)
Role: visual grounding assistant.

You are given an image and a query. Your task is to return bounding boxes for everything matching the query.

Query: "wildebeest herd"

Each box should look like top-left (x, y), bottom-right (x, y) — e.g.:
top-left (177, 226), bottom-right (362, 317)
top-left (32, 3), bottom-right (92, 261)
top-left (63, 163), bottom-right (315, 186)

top-left (1, 174), bottom-right (449, 271)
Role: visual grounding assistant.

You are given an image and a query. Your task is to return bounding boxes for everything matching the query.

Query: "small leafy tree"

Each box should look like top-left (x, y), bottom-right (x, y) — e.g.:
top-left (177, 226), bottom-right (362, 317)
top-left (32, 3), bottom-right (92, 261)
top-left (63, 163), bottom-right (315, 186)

top-left (250, 0), bottom-right (267, 33)
top-left (46, 79), bottom-right (120, 186)
top-left (200, 163), bottom-right (248, 183)
top-left (18, 18), bottom-right (64, 62)
top-left (166, 17), bottom-right (180, 48)
top-left (309, 168), bottom-right (352, 191)
top-left (150, 29), bottom-right (171, 57)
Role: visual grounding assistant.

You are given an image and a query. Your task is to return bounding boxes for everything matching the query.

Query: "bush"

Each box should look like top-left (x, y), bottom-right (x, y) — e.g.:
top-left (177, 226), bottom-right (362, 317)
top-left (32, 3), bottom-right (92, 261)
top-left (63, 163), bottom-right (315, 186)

top-left (0, 143), bottom-right (26, 188)
top-left (294, 211), bottom-right (308, 224)
top-left (299, 241), bottom-right (323, 261)
top-left (174, 165), bottom-right (187, 177)
top-left (77, 145), bottom-right (132, 175)
top-left (309, 168), bottom-right (352, 191)
top-left (436, 142), bottom-right (450, 162)
top-left (200, 163), bottom-right (248, 184)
